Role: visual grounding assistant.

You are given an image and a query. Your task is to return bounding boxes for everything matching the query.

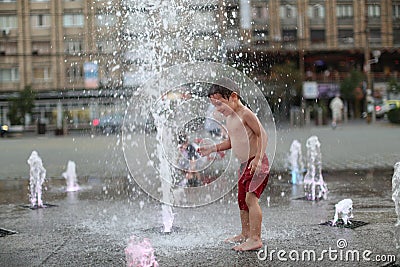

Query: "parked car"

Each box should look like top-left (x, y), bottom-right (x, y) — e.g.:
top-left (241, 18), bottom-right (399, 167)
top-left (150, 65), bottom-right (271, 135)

top-left (375, 99), bottom-right (385, 118)
top-left (94, 114), bottom-right (123, 134)
top-left (385, 100), bottom-right (400, 111)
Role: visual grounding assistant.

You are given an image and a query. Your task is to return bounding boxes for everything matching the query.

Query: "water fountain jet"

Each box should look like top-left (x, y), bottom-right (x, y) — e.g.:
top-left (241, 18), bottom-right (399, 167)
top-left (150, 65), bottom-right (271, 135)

top-left (303, 136), bottom-right (328, 201)
top-left (288, 140), bottom-right (304, 184)
top-left (27, 151), bottom-right (46, 208)
top-left (392, 162), bottom-right (400, 226)
top-left (332, 199), bottom-right (353, 226)
top-left (62, 160), bottom-right (80, 192)
top-left (125, 235), bottom-right (159, 267)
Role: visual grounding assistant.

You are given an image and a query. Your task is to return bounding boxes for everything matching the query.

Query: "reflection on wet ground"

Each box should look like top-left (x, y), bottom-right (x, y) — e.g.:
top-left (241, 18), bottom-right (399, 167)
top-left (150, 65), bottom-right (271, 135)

top-left (0, 169), bottom-right (398, 266)
top-left (1, 169), bottom-right (393, 204)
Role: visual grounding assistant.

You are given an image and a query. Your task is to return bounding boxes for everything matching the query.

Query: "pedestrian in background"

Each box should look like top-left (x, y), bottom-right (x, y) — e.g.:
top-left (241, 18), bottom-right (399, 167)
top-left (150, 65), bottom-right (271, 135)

top-left (329, 94), bottom-right (344, 129)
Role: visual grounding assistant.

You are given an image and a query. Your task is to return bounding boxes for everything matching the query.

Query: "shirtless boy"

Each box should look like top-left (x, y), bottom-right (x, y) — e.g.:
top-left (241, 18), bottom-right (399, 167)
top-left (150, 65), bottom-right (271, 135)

top-left (199, 78), bottom-right (269, 251)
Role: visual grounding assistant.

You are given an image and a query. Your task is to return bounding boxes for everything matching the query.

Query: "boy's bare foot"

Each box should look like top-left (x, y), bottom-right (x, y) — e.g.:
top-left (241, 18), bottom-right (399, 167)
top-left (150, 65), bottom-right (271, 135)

top-left (224, 234), bottom-right (246, 244)
top-left (232, 238), bottom-right (262, 251)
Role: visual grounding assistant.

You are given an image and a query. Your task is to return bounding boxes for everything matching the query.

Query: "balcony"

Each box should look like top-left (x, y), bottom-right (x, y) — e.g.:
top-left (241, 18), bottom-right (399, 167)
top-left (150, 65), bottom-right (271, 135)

top-left (30, 1), bottom-right (51, 10)
top-left (309, 18), bottom-right (325, 26)
top-left (0, 1), bottom-right (17, 11)
top-left (63, 0), bottom-right (84, 10)
top-left (31, 27), bottom-right (51, 37)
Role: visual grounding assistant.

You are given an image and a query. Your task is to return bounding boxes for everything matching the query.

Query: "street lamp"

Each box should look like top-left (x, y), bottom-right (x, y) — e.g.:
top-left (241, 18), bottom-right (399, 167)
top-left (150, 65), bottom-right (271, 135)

top-left (364, 49), bottom-right (381, 124)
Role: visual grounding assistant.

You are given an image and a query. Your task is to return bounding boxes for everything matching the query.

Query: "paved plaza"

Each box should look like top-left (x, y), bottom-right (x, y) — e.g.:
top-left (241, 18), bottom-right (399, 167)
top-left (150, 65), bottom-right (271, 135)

top-left (0, 119), bottom-right (400, 266)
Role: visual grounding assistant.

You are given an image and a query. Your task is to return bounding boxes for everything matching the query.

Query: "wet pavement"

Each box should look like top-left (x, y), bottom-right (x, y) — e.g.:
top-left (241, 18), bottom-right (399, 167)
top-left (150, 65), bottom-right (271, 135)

top-left (0, 169), bottom-right (398, 266)
top-left (0, 119), bottom-right (399, 180)
top-left (0, 120), bottom-right (400, 266)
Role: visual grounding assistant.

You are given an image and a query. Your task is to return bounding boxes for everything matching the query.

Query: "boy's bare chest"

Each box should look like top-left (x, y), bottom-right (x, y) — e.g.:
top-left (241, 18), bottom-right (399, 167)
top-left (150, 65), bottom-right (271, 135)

top-left (226, 116), bottom-right (249, 139)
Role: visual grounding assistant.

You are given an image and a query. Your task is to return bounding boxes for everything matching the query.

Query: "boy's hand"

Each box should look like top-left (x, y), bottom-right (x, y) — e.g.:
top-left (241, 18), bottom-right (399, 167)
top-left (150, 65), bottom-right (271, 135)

top-left (248, 157), bottom-right (262, 175)
top-left (197, 145), bottom-right (215, 157)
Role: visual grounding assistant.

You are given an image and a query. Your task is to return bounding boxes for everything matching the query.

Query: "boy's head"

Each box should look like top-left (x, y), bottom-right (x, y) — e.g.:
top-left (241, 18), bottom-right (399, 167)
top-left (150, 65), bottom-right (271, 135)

top-left (208, 77), bottom-right (240, 100)
top-left (207, 78), bottom-right (243, 116)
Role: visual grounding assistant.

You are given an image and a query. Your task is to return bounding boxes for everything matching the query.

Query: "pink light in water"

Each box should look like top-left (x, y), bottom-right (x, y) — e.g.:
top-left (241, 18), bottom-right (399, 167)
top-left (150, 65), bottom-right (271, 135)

top-left (125, 235), bottom-right (158, 267)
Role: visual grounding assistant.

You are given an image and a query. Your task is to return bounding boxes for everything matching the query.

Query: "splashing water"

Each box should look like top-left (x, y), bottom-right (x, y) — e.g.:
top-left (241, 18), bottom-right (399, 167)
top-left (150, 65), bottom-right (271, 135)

top-left (27, 151), bottom-right (46, 208)
top-left (303, 136), bottom-right (328, 200)
top-left (62, 160), bottom-right (80, 192)
top-left (392, 162), bottom-right (400, 226)
top-left (125, 235), bottom-right (159, 267)
top-left (161, 204), bottom-right (174, 233)
top-left (122, 0), bottom-right (200, 231)
top-left (288, 140), bottom-right (304, 184)
top-left (332, 199), bottom-right (353, 226)
top-left (154, 96), bottom-right (175, 232)
top-left (393, 162), bottom-right (400, 258)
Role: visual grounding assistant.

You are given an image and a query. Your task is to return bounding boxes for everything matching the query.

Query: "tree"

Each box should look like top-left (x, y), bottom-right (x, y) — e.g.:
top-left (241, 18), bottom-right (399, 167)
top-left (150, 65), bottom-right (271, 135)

top-left (7, 85), bottom-right (36, 125)
top-left (268, 62), bottom-right (303, 119)
top-left (340, 70), bottom-right (365, 101)
top-left (340, 70), bottom-right (365, 118)
top-left (388, 78), bottom-right (400, 99)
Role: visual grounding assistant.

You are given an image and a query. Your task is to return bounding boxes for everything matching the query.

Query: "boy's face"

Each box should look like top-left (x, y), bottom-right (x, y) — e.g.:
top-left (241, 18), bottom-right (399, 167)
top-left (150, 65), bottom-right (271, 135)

top-left (209, 93), bottom-right (234, 117)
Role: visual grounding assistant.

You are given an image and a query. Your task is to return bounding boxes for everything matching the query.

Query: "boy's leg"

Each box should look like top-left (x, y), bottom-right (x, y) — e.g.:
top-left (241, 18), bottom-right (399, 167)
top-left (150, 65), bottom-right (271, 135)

top-left (225, 178), bottom-right (249, 243)
top-left (233, 192), bottom-right (263, 251)
top-left (224, 210), bottom-right (249, 243)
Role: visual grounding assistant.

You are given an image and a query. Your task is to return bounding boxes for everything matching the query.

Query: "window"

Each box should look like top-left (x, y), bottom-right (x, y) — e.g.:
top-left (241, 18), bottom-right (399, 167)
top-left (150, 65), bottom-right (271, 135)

top-left (308, 4), bottom-right (325, 18)
top-left (0, 0), bottom-right (17, 2)
top-left (252, 6), bottom-right (268, 24)
top-left (63, 14), bottom-right (84, 27)
top-left (282, 29), bottom-right (297, 42)
top-left (96, 40), bottom-right (114, 53)
top-left (193, 37), bottom-right (215, 51)
top-left (33, 66), bottom-right (51, 81)
top-left (394, 4), bottom-right (400, 19)
top-left (368, 4), bottom-right (380, 17)
top-left (338, 29), bottom-right (354, 44)
top-left (31, 0), bottom-right (49, 2)
top-left (223, 6), bottom-right (239, 28)
top-left (369, 28), bottom-right (381, 43)
top-left (66, 63), bottom-right (83, 82)
top-left (0, 42), bottom-right (17, 54)
top-left (190, 11), bottom-right (217, 32)
top-left (96, 14), bottom-right (116, 27)
top-left (280, 5), bottom-right (297, 18)
top-left (393, 27), bottom-right (400, 44)
top-left (253, 29), bottom-right (269, 45)
top-left (31, 14), bottom-right (51, 28)
top-left (32, 41), bottom-right (51, 54)
top-left (336, 5), bottom-right (353, 18)
top-left (0, 15), bottom-right (17, 29)
top-left (0, 68), bottom-right (19, 82)
top-left (225, 6), bottom-right (239, 29)
top-left (65, 40), bottom-right (83, 54)
top-left (310, 29), bottom-right (325, 43)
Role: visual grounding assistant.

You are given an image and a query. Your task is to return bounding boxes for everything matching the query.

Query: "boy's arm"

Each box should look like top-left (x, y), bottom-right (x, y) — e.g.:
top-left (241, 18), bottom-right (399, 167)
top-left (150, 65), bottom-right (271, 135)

top-left (243, 110), bottom-right (268, 174)
top-left (214, 138), bottom-right (231, 152)
top-left (198, 138), bottom-right (231, 156)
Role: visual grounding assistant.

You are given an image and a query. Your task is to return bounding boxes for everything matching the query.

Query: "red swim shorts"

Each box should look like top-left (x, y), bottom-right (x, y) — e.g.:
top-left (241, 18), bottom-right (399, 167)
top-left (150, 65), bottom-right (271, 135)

top-left (237, 155), bottom-right (269, 211)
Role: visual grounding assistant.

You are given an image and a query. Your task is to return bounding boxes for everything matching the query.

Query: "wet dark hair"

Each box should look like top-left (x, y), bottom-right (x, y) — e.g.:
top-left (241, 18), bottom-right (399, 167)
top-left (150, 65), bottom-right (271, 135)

top-left (207, 84), bottom-right (234, 99)
top-left (207, 78), bottom-right (252, 111)
top-left (207, 77), bottom-right (240, 99)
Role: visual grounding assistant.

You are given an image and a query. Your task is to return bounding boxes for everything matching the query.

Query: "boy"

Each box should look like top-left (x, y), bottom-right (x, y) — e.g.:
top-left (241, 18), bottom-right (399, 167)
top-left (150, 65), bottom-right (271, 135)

top-left (199, 78), bottom-right (269, 251)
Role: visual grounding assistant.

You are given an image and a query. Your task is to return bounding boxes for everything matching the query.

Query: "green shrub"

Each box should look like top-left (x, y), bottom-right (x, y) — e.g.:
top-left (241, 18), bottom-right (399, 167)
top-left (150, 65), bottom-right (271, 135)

top-left (388, 108), bottom-right (400, 124)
